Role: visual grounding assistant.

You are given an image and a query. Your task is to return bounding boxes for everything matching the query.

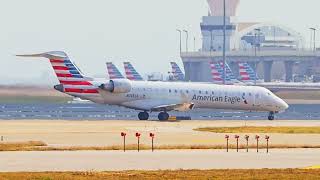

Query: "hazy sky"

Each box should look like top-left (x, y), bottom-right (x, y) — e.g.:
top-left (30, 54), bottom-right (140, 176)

top-left (1, 0), bottom-right (320, 85)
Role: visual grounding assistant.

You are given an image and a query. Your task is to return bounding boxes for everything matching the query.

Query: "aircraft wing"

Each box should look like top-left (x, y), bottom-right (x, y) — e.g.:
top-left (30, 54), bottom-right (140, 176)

top-left (121, 99), bottom-right (194, 112)
top-left (151, 103), bottom-right (194, 112)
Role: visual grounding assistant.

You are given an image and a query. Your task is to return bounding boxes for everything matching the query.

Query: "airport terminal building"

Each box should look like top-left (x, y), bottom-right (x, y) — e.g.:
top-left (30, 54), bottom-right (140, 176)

top-left (181, 0), bottom-right (320, 82)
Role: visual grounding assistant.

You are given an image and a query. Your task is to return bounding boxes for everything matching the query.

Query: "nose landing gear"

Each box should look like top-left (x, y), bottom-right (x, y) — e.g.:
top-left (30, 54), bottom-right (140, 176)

top-left (158, 112), bottom-right (169, 121)
top-left (268, 112), bottom-right (275, 120)
top-left (138, 111), bottom-right (149, 120)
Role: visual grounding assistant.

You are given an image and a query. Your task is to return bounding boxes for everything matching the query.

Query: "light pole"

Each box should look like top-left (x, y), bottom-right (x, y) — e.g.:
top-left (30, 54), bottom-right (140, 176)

top-left (176, 29), bottom-right (182, 54)
top-left (194, 36), bottom-right (196, 52)
top-left (254, 28), bottom-right (261, 85)
top-left (310, 28), bottom-right (316, 51)
top-left (210, 30), bottom-right (214, 52)
top-left (222, 0), bottom-right (227, 85)
top-left (183, 30), bottom-right (189, 52)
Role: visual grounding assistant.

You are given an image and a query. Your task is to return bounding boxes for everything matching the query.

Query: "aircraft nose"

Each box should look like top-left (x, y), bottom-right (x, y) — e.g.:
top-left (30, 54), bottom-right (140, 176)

top-left (278, 98), bottom-right (289, 111)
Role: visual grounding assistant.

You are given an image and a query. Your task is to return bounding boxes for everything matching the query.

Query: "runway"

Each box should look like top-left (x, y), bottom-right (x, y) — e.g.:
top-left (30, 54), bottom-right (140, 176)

top-left (0, 149), bottom-right (319, 172)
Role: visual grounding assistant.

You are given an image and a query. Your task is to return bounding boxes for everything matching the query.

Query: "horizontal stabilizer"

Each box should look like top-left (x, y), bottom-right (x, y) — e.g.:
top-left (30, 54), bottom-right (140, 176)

top-left (16, 51), bottom-right (68, 60)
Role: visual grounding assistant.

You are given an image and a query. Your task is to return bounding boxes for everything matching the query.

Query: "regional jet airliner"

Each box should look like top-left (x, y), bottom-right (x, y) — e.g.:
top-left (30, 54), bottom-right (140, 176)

top-left (17, 51), bottom-right (289, 121)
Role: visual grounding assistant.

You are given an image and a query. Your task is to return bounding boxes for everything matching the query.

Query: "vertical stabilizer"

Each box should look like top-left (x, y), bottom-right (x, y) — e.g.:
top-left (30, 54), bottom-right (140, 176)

top-left (123, 62), bottom-right (143, 81)
top-left (106, 62), bottom-right (124, 79)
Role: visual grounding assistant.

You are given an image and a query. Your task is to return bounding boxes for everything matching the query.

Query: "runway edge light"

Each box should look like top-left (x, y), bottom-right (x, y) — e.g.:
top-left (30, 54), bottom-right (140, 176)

top-left (136, 132), bottom-right (141, 152)
top-left (149, 133), bottom-right (155, 152)
top-left (121, 132), bottom-right (127, 152)
top-left (255, 135), bottom-right (260, 153)
top-left (265, 135), bottom-right (270, 153)
top-left (225, 135), bottom-right (230, 152)
top-left (234, 135), bottom-right (240, 152)
top-left (245, 135), bottom-right (250, 152)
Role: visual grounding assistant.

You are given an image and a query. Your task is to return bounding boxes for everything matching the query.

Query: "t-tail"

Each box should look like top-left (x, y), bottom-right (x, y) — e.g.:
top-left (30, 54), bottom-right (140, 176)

top-left (238, 62), bottom-right (259, 83)
top-left (123, 62), bottom-right (143, 81)
top-left (106, 62), bottom-right (124, 79)
top-left (170, 62), bottom-right (185, 81)
top-left (16, 51), bottom-right (99, 95)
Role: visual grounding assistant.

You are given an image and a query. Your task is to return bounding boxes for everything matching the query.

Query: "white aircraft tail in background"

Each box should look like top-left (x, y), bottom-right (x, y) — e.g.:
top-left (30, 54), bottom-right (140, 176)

top-left (123, 62), bottom-right (144, 81)
top-left (170, 62), bottom-right (185, 81)
top-left (106, 62), bottom-right (124, 79)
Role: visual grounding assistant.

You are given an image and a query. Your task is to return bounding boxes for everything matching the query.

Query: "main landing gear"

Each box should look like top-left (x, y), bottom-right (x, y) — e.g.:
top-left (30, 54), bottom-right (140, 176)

top-left (138, 111), bottom-right (170, 121)
top-left (158, 112), bottom-right (169, 121)
top-left (138, 111), bottom-right (149, 120)
top-left (268, 112), bottom-right (275, 121)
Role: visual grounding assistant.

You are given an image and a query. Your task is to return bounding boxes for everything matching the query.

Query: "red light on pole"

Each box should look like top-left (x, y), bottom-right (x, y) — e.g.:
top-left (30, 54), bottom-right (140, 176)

top-left (136, 132), bottom-right (141, 152)
top-left (121, 132), bottom-right (126, 152)
top-left (265, 135), bottom-right (270, 153)
top-left (149, 133), bottom-right (155, 152)
top-left (234, 135), bottom-right (240, 152)
top-left (225, 135), bottom-right (229, 152)
top-left (245, 135), bottom-right (249, 152)
top-left (255, 135), bottom-right (260, 153)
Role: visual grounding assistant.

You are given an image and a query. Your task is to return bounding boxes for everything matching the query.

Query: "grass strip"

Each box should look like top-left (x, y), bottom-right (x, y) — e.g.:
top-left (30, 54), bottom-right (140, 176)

top-left (195, 126), bottom-right (320, 134)
top-left (0, 169), bottom-right (320, 180)
top-left (1, 142), bottom-right (320, 151)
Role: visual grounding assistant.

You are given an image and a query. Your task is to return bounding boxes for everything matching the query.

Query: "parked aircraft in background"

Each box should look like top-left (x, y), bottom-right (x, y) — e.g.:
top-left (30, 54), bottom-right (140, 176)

top-left (17, 51), bottom-right (289, 121)
top-left (170, 62), bottom-right (185, 81)
top-left (238, 62), bottom-right (260, 83)
top-left (209, 61), bottom-right (239, 85)
top-left (123, 62), bottom-right (144, 81)
top-left (106, 62), bottom-right (124, 79)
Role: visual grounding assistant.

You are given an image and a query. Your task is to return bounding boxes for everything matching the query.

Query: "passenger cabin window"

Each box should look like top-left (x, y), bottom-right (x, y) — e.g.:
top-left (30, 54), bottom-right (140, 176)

top-left (169, 89), bottom-right (172, 93)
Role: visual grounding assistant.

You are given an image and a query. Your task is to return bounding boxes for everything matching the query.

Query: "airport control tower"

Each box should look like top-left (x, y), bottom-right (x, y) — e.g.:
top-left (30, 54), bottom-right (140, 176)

top-left (182, 0), bottom-right (319, 83)
top-left (201, 0), bottom-right (239, 51)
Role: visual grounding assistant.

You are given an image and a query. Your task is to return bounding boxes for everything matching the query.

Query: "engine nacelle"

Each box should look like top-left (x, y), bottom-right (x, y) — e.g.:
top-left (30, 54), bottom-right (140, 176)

top-left (99, 79), bottom-right (132, 93)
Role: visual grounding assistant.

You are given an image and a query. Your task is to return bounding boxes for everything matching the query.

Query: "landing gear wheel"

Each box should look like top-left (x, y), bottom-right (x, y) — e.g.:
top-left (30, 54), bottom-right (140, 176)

top-left (158, 112), bottom-right (169, 121)
top-left (268, 112), bottom-right (275, 121)
top-left (138, 111), bottom-right (149, 120)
